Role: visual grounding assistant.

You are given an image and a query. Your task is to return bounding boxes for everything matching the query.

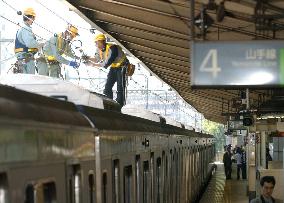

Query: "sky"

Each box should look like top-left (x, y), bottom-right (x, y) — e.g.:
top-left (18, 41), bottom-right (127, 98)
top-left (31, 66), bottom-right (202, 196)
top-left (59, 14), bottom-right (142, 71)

top-left (0, 0), bottom-right (205, 130)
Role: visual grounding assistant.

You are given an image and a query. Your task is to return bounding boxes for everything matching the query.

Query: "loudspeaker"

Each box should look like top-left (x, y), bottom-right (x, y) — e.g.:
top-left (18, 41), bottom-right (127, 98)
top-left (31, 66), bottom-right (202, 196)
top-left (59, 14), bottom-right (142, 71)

top-left (243, 116), bottom-right (253, 126)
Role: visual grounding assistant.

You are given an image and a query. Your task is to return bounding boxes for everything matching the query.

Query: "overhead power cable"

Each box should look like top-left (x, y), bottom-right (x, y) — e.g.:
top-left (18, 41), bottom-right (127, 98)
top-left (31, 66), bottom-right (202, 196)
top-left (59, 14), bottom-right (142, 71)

top-left (34, 0), bottom-right (90, 31)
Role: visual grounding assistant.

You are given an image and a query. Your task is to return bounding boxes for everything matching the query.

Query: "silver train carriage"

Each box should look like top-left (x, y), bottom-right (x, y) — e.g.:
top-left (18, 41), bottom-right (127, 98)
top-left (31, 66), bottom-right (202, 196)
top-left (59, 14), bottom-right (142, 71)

top-left (0, 84), bottom-right (215, 203)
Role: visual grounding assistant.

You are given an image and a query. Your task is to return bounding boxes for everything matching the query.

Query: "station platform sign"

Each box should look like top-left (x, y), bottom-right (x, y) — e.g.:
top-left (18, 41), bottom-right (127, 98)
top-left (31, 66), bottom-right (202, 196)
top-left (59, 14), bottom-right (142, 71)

top-left (191, 41), bottom-right (284, 88)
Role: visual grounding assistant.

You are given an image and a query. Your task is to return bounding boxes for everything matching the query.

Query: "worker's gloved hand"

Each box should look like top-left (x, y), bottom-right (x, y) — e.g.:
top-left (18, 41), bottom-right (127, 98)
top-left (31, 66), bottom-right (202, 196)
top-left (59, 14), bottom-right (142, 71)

top-left (81, 54), bottom-right (90, 62)
top-left (69, 61), bottom-right (79, 68)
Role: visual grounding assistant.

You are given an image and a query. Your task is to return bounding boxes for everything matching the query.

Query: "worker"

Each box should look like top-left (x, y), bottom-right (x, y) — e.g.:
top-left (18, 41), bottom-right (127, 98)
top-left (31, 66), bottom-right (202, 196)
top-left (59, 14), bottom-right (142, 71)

top-left (37, 25), bottom-right (80, 78)
top-left (87, 33), bottom-right (129, 106)
top-left (223, 146), bottom-right (232, 179)
top-left (14, 7), bottom-right (43, 74)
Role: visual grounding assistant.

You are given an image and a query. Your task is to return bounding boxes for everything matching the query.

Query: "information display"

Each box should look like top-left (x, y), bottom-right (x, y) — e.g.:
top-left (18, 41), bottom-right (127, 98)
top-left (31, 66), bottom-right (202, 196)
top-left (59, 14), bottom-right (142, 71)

top-left (191, 41), bottom-right (284, 87)
top-left (228, 120), bottom-right (246, 130)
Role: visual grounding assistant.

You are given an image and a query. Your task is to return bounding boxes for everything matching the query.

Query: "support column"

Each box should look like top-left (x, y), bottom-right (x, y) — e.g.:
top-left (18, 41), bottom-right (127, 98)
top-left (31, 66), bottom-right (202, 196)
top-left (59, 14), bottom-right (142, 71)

top-left (248, 132), bottom-right (256, 200)
top-left (260, 131), bottom-right (266, 168)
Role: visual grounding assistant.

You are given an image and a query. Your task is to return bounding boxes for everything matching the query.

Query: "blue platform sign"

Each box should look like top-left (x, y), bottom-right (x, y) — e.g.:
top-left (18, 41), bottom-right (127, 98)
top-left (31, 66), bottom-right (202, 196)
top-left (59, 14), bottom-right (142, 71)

top-left (191, 41), bottom-right (284, 88)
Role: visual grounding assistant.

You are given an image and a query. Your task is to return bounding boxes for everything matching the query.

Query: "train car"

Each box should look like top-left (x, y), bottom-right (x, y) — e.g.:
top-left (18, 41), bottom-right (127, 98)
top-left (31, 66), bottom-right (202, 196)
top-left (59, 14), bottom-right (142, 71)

top-left (0, 82), bottom-right (215, 203)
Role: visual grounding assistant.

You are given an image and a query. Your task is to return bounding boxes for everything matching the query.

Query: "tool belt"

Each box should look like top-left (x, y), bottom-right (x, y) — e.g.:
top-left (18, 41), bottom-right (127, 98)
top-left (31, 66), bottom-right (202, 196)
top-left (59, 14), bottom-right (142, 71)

top-left (17, 53), bottom-right (34, 63)
top-left (126, 63), bottom-right (135, 76)
top-left (15, 48), bottom-right (38, 54)
top-left (37, 56), bottom-right (59, 65)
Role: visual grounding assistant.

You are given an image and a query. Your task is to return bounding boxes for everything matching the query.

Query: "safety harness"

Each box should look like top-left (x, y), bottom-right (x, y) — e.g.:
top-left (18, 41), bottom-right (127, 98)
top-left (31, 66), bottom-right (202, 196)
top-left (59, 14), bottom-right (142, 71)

top-left (14, 31), bottom-right (38, 54)
top-left (99, 44), bottom-right (126, 68)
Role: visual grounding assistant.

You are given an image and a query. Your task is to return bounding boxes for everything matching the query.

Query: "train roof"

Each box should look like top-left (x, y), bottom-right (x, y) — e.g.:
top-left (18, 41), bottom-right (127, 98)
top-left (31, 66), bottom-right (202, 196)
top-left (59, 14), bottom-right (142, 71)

top-left (0, 74), bottom-right (105, 109)
top-left (0, 84), bottom-right (91, 127)
top-left (121, 104), bottom-right (163, 123)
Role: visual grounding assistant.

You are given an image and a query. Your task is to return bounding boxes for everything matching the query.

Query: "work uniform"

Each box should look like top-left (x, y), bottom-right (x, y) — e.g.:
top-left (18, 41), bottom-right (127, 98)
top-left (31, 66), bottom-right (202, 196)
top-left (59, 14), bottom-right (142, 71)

top-left (14, 22), bottom-right (40, 74)
top-left (37, 33), bottom-right (76, 78)
top-left (223, 150), bottom-right (232, 179)
top-left (241, 149), bottom-right (247, 179)
top-left (99, 43), bottom-right (128, 106)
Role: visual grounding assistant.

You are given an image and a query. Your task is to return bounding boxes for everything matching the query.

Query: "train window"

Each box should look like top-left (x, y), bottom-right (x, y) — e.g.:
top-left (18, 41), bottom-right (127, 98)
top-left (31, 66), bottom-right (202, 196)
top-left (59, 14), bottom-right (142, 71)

top-left (25, 184), bottom-right (34, 203)
top-left (113, 159), bottom-right (119, 203)
top-left (41, 182), bottom-right (57, 203)
top-left (123, 166), bottom-right (132, 203)
top-left (0, 173), bottom-right (8, 203)
top-left (169, 149), bottom-right (173, 202)
top-left (143, 161), bottom-right (150, 203)
top-left (135, 155), bottom-right (140, 203)
top-left (25, 180), bottom-right (57, 203)
top-left (156, 157), bottom-right (162, 203)
top-left (175, 149), bottom-right (179, 202)
top-left (162, 152), bottom-right (167, 202)
top-left (74, 165), bottom-right (82, 203)
top-left (102, 172), bottom-right (107, 203)
top-left (88, 172), bottom-right (95, 203)
top-left (150, 152), bottom-right (154, 202)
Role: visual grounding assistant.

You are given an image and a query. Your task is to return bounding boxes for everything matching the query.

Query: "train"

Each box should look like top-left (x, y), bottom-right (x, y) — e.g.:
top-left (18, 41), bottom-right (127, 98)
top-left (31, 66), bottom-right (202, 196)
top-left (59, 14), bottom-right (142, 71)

top-left (0, 76), bottom-right (215, 203)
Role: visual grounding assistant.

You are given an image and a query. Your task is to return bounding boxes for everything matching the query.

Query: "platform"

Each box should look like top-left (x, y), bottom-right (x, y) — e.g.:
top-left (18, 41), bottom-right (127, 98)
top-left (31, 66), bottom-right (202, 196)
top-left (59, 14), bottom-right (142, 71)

top-left (200, 162), bottom-right (249, 203)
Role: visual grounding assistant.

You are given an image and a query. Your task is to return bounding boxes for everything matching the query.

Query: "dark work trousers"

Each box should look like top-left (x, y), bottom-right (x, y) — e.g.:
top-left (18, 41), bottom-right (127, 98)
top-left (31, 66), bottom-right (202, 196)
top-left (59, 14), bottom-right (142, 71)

top-left (224, 165), bottom-right (232, 179)
top-left (241, 163), bottom-right (247, 179)
top-left (103, 66), bottom-right (126, 106)
top-left (237, 164), bottom-right (242, 180)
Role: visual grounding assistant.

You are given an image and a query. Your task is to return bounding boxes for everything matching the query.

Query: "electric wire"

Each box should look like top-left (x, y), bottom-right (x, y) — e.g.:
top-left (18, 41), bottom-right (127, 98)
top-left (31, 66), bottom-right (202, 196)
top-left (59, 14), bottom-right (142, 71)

top-left (1, 1), bottom-right (200, 126)
top-left (33, 0), bottom-right (90, 31)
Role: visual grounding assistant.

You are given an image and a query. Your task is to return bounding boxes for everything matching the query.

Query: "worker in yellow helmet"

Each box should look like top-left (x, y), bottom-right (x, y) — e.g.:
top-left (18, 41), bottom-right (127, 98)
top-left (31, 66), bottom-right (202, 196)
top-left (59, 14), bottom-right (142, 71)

top-left (14, 8), bottom-right (43, 74)
top-left (37, 25), bottom-right (80, 78)
top-left (87, 33), bottom-right (129, 106)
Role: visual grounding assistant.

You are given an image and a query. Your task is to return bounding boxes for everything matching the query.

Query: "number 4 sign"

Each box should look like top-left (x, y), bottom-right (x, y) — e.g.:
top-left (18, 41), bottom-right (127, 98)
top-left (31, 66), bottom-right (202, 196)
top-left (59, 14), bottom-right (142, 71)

top-left (199, 49), bottom-right (221, 78)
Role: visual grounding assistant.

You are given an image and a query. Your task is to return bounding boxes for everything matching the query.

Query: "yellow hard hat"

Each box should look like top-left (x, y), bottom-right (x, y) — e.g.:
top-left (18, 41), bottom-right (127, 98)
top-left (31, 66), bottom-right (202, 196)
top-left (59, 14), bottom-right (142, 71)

top-left (67, 25), bottom-right (79, 36)
top-left (23, 8), bottom-right (36, 17)
top-left (94, 34), bottom-right (106, 42)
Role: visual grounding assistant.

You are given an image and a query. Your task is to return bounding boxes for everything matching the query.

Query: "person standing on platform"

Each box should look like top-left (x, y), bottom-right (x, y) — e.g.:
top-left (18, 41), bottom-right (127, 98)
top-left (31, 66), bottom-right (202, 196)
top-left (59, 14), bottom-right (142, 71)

top-left (250, 176), bottom-right (281, 203)
top-left (235, 147), bottom-right (242, 180)
top-left (14, 8), bottom-right (43, 74)
top-left (241, 146), bottom-right (247, 179)
top-left (223, 146), bottom-right (232, 179)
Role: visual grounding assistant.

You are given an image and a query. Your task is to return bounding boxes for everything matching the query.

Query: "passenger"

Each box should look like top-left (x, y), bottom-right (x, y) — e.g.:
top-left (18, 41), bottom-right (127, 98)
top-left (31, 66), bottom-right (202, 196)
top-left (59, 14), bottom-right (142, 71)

top-left (241, 146), bottom-right (247, 179)
top-left (235, 147), bottom-right (242, 180)
top-left (266, 147), bottom-right (272, 169)
top-left (87, 33), bottom-right (129, 106)
top-left (250, 176), bottom-right (281, 203)
top-left (14, 8), bottom-right (43, 74)
top-left (37, 25), bottom-right (80, 78)
top-left (223, 146), bottom-right (232, 179)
